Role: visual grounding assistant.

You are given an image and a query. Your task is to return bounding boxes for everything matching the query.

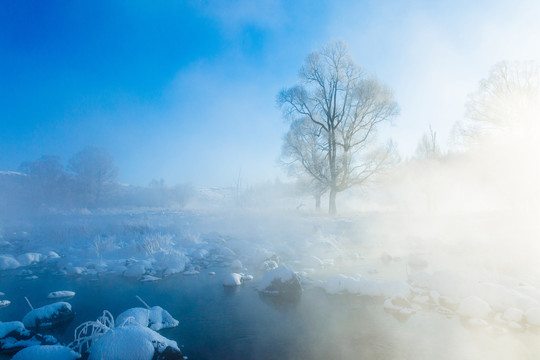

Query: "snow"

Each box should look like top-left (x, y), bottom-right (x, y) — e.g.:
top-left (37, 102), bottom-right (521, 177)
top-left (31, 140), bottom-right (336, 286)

top-left (47, 291), bottom-right (76, 299)
top-left (11, 345), bottom-right (80, 360)
top-left (123, 262), bottom-right (150, 278)
top-left (47, 251), bottom-right (60, 259)
top-left (457, 296), bottom-right (492, 319)
top-left (320, 274), bottom-right (411, 298)
top-left (22, 302), bottom-right (73, 328)
top-left (139, 275), bottom-right (161, 282)
top-left (257, 266), bottom-right (295, 291)
top-left (260, 260), bottom-right (279, 271)
top-left (223, 273), bottom-right (243, 287)
top-left (502, 307), bottom-right (523, 323)
top-left (0, 321), bottom-right (26, 339)
top-left (16, 253), bottom-right (44, 266)
top-left (88, 324), bottom-right (179, 360)
top-left (525, 307), bottom-right (540, 326)
top-left (429, 271), bottom-right (476, 298)
top-left (116, 306), bottom-right (179, 331)
top-left (152, 250), bottom-right (188, 276)
top-left (0, 255), bottom-right (20, 270)
top-left (0, 300), bottom-right (10, 308)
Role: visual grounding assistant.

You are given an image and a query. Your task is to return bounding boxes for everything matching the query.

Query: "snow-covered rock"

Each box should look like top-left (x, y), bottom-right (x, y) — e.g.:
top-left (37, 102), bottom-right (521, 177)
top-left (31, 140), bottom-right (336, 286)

top-left (11, 345), bottom-right (80, 360)
top-left (22, 302), bottom-right (74, 329)
top-left (0, 321), bottom-right (26, 339)
top-left (152, 250), bottom-right (188, 276)
top-left (47, 291), bottom-right (76, 300)
top-left (0, 321), bottom-right (58, 354)
top-left (321, 274), bottom-right (411, 298)
top-left (0, 255), bottom-right (20, 270)
top-left (66, 266), bottom-right (87, 276)
top-left (139, 275), bottom-right (161, 282)
top-left (16, 253), bottom-right (44, 267)
top-left (223, 273), bottom-right (243, 287)
top-left (257, 266), bottom-right (301, 296)
top-left (260, 260), bottom-right (278, 271)
top-left (116, 306), bottom-right (179, 331)
top-left (87, 324), bottom-right (182, 360)
top-left (123, 262), bottom-right (149, 278)
top-left (46, 251), bottom-right (61, 260)
top-left (457, 296), bottom-right (491, 319)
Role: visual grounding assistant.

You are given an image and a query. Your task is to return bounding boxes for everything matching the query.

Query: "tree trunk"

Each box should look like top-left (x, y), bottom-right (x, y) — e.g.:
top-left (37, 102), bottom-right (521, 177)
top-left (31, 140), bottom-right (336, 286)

top-left (315, 194), bottom-right (321, 210)
top-left (329, 188), bottom-right (337, 215)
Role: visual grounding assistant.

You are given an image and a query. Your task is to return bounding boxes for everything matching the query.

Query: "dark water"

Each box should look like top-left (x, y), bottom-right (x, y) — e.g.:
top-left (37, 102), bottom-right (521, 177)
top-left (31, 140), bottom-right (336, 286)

top-left (2, 268), bottom-right (535, 360)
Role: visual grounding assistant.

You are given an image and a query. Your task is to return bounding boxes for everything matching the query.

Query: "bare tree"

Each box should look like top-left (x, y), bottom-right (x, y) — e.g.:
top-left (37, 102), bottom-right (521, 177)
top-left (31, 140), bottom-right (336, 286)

top-left (278, 41), bottom-right (399, 214)
top-left (281, 117), bottom-right (328, 210)
top-left (69, 146), bottom-right (118, 207)
top-left (464, 61), bottom-right (540, 136)
top-left (415, 125), bottom-right (441, 160)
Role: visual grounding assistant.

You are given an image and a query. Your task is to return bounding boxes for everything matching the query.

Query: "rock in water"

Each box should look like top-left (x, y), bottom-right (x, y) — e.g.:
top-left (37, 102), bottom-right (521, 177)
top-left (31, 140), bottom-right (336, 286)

top-left (154, 346), bottom-right (184, 360)
top-left (22, 302), bottom-right (75, 330)
top-left (11, 345), bottom-right (80, 360)
top-left (116, 306), bottom-right (179, 331)
top-left (223, 273), bottom-right (243, 287)
top-left (257, 266), bottom-right (302, 297)
top-left (47, 291), bottom-right (76, 300)
top-left (0, 321), bottom-right (58, 355)
top-left (87, 324), bottom-right (182, 360)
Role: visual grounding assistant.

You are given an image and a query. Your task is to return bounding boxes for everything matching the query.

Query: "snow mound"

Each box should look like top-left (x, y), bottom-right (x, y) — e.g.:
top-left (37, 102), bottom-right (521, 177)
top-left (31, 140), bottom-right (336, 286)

top-left (457, 296), bottom-right (491, 319)
top-left (0, 321), bottom-right (58, 353)
top-left (22, 302), bottom-right (74, 329)
top-left (47, 291), bottom-right (76, 299)
top-left (139, 275), bottom-right (161, 282)
top-left (257, 266), bottom-right (301, 295)
top-left (47, 251), bottom-right (61, 260)
top-left (322, 274), bottom-right (411, 298)
top-left (0, 255), bottom-right (20, 270)
top-left (123, 262), bottom-right (150, 278)
top-left (0, 321), bottom-right (26, 339)
top-left (116, 306), bottom-right (179, 331)
top-left (88, 324), bottom-right (180, 360)
top-left (223, 273), bottom-right (243, 287)
top-left (11, 345), bottom-right (80, 360)
top-left (260, 260), bottom-right (278, 271)
top-left (16, 253), bottom-right (44, 267)
top-left (152, 250), bottom-right (188, 276)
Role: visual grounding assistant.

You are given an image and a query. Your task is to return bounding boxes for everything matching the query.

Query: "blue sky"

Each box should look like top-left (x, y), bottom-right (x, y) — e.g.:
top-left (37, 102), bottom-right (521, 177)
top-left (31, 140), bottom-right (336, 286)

top-left (2, 0), bottom-right (540, 186)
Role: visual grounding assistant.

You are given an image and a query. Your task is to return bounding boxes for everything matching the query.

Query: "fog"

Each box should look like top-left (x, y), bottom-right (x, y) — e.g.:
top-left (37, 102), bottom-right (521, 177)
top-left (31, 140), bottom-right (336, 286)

top-left (3, 1), bottom-right (540, 360)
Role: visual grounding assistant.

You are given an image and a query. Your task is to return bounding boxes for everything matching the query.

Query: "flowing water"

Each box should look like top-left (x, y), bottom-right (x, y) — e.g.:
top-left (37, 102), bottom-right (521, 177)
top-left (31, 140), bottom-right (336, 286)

top-left (1, 267), bottom-right (539, 360)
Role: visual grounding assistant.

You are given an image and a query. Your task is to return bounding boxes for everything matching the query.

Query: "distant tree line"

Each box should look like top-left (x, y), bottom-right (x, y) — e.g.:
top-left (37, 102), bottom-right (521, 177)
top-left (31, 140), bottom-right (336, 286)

top-left (0, 146), bottom-right (192, 218)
